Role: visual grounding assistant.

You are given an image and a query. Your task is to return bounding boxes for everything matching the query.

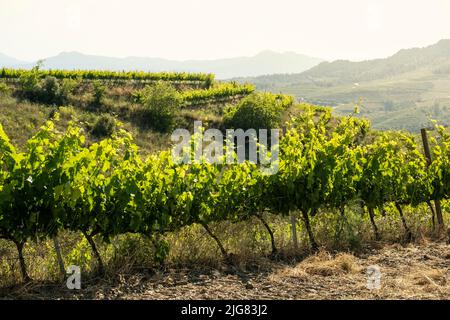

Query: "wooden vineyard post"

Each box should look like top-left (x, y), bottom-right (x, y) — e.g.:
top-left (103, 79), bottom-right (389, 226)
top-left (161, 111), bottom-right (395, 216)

top-left (53, 236), bottom-right (66, 279)
top-left (421, 128), bottom-right (445, 232)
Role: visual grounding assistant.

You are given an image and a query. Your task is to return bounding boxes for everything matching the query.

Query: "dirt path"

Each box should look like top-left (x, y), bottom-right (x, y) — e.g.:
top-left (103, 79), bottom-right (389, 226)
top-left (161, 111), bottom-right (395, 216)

top-left (2, 241), bottom-right (449, 300)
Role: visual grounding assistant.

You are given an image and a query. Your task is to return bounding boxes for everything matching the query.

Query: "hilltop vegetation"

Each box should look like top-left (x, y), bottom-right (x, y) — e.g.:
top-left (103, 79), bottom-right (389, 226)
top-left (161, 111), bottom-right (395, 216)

top-left (0, 66), bottom-right (265, 153)
top-left (240, 40), bottom-right (450, 131)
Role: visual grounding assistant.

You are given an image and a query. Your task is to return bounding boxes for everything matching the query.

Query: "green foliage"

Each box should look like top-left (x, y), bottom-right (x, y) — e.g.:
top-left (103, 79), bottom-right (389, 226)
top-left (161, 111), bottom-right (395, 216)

top-left (152, 238), bottom-right (170, 265)
top-left (267, 108), bottom-right (369, 216)
top-left (18, 65), bottom-right (41, 101)
top-left (37, 76), bottom-right (77, 105)
top-left (0, 82), bottom-right (10, 96)
top-left (60, 78), bottom-right (80, 101)
top-left (91, 114), bottom-right (117, 137)
top-left (92, 80), bottom-right (106, 107)
top-left (132, 82), bottom-right (254, 108)
top-left (0, 116), bottom-right (86, 248)
top-left (359, 132), bottom-right (429, 210)
top-left (429, 124), bottom-right (450, 200)
top-left (0, 107), bottom-right (449, 281)
top-left (204, 74), bottom-right (215, 89)
top-left (138, 81), bottom-right (182, 132)
top-left (1, 68), bottom-right (214, 87)
top-left (223, 92), bottom-right (293, 131)
top-left (16, 63), bottom-right (78, 105)
top-left (181, 83), bottom-right (255, 107)
top-left (66, 236), bottom-right (93, 271)
top-left (40, 76), bottom-right (61, 104)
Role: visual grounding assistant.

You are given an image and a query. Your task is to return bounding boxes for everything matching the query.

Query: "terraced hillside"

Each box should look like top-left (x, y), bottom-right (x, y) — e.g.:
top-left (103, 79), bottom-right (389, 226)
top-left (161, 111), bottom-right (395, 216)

top-left (0, 67), bottom-right (258, 153)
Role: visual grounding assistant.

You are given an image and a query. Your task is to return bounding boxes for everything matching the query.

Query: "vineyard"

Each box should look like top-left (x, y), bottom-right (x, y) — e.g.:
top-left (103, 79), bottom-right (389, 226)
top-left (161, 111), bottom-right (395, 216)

top-left (131, 82), bottom-right (256, 107)
top-left (0, 66), bottom-right (256, 114)
top-left (0, 105), bottom-right (448, 286)
top-left (181, 83), bottom-right (255, 107)
top-left (0, 68), bottom-right (215, 88)
top-left (2, 0), bottom-right (450, 303)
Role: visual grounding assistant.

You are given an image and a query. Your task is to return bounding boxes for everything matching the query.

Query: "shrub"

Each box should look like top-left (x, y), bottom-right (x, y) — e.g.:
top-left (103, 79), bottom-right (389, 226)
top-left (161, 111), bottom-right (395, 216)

top-left (66, 237), bottom-right (93, 272)
top-left (91, 114), bottom-right (117, 137)
top-left (223, 92), bottom-right (288, 131)
top-left (59, 78), bottom-right (79, 102)
top-left (18, 65), bottom-right (41, 101)
top-left (56, 106), bottom-right (77, 120)
top-left (204, 74), bottom-right (215, 89)
top-left (138, 81), bottom-right (182, 132)
top-left (108, 234), bottom-right (156, 269)
top-left (40, 76), bottom-right (60, 104)
top-left (92, 80), bottom-right (106, 107)
top-left (17, 69), bottom-right (77, 105)
top-left (0, 82), bottom-right (10, 96)
top-left (36, 76), bottom-right (78, 105)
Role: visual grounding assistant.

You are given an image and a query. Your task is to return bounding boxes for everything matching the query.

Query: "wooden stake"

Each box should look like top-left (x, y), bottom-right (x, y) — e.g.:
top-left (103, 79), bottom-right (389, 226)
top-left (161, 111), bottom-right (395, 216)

top-left (421, 129), bottom-right (445, 232)
top-left (53, 236), bottom-right (66, 278)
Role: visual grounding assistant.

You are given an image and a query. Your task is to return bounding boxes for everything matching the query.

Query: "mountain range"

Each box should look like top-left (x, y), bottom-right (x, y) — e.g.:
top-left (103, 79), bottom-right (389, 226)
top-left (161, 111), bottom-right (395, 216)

top-left (0, 53), bottom-right (28, 69)
top-left (239, 39), bottom-right (450, 131)
top-left (0, 51), bottom-right (323, 79)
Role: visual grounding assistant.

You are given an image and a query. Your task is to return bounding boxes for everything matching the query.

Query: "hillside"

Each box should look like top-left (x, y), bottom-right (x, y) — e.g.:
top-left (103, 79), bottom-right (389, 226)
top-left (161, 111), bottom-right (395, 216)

top-left (0, 51), bottom-right (323, 80)
top-left (241, 40), bottom-right (450, 131)
top-left (0, 69), bottom-right (257, 154)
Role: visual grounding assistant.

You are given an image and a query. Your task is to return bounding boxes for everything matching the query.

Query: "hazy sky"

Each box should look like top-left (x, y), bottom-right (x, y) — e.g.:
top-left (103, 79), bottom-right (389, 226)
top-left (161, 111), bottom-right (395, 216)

top-left (1, 0), bottom-right (450, 62)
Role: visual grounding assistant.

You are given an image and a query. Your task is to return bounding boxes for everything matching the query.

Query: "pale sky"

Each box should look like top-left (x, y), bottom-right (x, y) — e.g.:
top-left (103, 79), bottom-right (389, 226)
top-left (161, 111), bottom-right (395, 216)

top-left (1, 0), bottom-right (450, 62)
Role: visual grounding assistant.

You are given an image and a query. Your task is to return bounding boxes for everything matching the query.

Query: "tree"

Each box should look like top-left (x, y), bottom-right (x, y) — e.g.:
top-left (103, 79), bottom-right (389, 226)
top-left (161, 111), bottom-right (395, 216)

top-left (223, 92), bottom-right (291, 131)
top-left (139, 81), bottom-right (182, 132)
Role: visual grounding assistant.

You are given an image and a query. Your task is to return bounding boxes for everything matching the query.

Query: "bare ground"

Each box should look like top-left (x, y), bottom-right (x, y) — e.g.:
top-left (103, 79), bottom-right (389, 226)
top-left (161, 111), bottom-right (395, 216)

top-left (2, 240), bottom-right (449, 300)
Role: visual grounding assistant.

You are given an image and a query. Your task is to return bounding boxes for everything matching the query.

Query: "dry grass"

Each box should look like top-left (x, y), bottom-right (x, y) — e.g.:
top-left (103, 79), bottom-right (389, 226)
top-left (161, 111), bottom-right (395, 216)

top-left (0, 197), bottom-right (448, 299)
top-left (410, 268), bottom-right (447, 287)
top-left (271, 251), bottom-right (361, 282)
top-left (300, 252), bottom-right (361, 276)
top-left (1, 240), bottom-right (448, 300)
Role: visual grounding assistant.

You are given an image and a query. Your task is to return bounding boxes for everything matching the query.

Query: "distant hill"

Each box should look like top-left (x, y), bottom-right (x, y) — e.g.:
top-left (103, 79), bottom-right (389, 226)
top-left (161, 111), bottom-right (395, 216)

top-left (8, 51), bottom-right (323, 80)
top-left (0, 53), bottom-right (28, 68)
top-left (241, 40), bottom-right (450, 131)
